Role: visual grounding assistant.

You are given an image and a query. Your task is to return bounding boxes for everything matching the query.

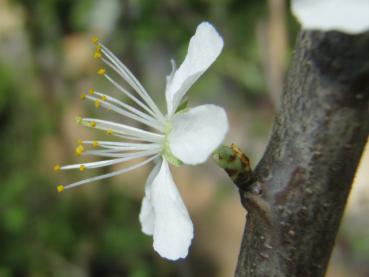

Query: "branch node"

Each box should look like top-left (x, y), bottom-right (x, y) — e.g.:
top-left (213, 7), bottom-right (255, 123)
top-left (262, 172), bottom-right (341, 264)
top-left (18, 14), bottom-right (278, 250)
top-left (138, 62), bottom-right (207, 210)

top-left (212, 143), bottom-right (254, 190)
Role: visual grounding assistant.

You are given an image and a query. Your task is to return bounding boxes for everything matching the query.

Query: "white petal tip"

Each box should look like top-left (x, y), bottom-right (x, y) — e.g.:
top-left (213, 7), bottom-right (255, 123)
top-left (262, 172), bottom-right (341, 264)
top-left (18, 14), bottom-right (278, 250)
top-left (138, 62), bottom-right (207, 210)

top-left (197, 22), bottom-right (224, 49)
top-left (141, 229), bottom-right (153, 236)
top-left (291, 0), bottom-right (369, 34)
top-left (165, 22), bottom-right (224, 114)
top-left (153, 227), bottom-right (194, 260)
top-left (150, 159), bottom-right (195, 261)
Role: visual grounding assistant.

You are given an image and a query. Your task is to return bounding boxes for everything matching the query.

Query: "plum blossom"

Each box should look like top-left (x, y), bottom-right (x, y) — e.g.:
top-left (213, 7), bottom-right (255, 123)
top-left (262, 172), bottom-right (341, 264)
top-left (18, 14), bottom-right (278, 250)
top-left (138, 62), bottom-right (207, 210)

top-left (292, 0), bottom-right (369, 34)
top-left (55, 22), bottom-right (228, 260)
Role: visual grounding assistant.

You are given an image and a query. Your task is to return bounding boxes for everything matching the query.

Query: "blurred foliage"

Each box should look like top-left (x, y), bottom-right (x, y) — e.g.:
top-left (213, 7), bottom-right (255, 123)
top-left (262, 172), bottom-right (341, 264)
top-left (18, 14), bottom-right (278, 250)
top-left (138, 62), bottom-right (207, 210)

top-left (0, 0), bottom-right (367, 276)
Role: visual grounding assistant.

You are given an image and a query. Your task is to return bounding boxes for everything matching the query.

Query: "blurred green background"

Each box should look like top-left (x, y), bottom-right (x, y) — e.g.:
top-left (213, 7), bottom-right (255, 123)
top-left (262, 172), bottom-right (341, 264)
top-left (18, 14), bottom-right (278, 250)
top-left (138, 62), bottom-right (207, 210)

top-left (0, 0), bottom-right (368, 276)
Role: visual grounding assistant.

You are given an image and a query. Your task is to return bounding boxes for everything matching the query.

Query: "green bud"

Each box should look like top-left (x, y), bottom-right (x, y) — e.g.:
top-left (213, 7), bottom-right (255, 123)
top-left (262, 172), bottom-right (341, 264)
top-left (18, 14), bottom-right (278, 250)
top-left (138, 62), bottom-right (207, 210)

top-left (212, 144), bottom-right (252, 184)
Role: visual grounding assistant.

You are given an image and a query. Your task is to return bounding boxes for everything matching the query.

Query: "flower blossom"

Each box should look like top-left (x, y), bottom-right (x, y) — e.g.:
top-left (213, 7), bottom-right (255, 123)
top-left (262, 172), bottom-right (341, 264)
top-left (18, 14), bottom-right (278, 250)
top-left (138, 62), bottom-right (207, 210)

top-left (55, 22), bottom-right (228, 260)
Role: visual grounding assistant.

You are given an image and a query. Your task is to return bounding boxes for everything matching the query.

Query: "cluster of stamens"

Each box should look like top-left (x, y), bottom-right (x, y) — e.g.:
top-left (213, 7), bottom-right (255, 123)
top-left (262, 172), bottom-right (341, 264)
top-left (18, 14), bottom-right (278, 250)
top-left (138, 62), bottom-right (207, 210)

top-left (54, 36), bottom-right (170, 193)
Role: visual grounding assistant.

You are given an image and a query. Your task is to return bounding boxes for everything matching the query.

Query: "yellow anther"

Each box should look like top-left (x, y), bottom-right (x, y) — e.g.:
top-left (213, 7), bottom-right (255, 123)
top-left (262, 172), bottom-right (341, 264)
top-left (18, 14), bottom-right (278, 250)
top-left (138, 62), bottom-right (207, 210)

top-left (95, 45), bottom-right (101, 51)
top-left (106, 129), bottom-right (113, 135)
top-left (57, 185), bottom-right (64, 193)
top-left (92, 141), bottom-right (100, 148)
top-left (101, 95), bottom-right (107, 101)
top-left (79, 165), bottom-right (86, 172)
top-left (94, 51), bottom-right (102, 59)
top-left (95, 100), bottom-right (101, 108)
top-left (53, 164), bottom-right (61, 171)
top-left (80, 93), bottom-right (86, 100)
top-left (77, 139), bottom-right (83, 145)
top-left (75, 144), bottom-right (84, 156)
top-left (90, 121), bottom-right (97, 128)
top-left (98, 68), bottom-right (106, 75)
top-left (89, 88), bottom-right (95, 95)
top-left (91, 36), bottom-right (99, 44)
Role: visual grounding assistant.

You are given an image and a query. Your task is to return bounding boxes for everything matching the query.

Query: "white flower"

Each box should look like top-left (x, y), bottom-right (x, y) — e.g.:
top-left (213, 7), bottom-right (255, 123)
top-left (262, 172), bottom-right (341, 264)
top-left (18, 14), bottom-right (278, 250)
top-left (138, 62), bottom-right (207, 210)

top-left (291, 0), bottom-right (369, 34)
top-left (55, 22), bottom-right (228, 260)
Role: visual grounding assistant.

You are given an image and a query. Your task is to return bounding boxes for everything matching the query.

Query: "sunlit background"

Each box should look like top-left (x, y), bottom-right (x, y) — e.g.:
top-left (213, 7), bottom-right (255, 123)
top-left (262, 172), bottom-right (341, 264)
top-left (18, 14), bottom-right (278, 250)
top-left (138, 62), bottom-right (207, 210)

top-left (0, 0), bottom-right (368, 276)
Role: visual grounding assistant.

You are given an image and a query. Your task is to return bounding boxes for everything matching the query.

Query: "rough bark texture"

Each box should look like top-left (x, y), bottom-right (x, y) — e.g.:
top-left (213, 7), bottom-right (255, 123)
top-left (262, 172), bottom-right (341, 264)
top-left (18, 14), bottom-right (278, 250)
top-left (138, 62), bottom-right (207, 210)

top-left (235, 31), bottom-right (369, 277)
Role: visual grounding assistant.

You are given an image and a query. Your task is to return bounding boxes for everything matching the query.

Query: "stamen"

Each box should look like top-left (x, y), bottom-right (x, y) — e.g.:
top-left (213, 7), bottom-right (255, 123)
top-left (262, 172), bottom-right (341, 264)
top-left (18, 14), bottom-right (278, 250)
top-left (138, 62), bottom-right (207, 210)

top-left (81, 118), bottom-right (164, 142)
top-left (95, 100), bottom-right (101, 108)
top-left (93, 91), bottom-right (159, 124)
top-left (83, 140), bottom-right (161, 151)
top-left (102, 56), bottom-right (165, 122)
top-left (106, 129), bottom-right (113, 135)
top-left (57, 185), bottom-right (65, 193)
top-left (84, 150), bottom-right (160, 158)
top-left (98, 68), bottom-right (106, 75)
top-left (85, 94), bottom-right (163, 131)
top-left (103, 73), bottom-right (158, 119)
top-left (62, 149), bottom-right (159, 170)
top-left (62, 154), bottom-right (159, 190)
top-left (54, 164), bottom-right (61, 171)
top-left (91, 36), bottom-right (99, 44)
top-left (94, 51), bottom-right (102, 59)
top-left (89, 88), bottom-right (95, 95)
top-left (84, 144), bottom-right (162, 156)
top-left (76, 145), bottom-right (84, 156)
top-left (80, 93), bottom-right (86, 100)
top-left (101, 95), bottom-right (107, 101)
top-left (113, 133), bottom-right (155, 142)
top-left (98, 45), bottom-right (165, 122)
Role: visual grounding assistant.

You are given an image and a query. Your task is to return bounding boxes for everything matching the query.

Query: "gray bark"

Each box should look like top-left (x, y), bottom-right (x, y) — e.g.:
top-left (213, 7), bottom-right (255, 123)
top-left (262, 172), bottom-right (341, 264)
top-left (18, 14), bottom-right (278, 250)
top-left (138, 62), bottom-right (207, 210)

top-left (235, 31), bottom-right (369, 277)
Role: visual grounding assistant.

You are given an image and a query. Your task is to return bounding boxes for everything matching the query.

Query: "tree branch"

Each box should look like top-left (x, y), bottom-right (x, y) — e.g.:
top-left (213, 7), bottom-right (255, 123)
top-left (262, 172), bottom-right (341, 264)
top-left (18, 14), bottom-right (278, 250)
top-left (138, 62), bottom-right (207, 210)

top-left (235, 31), bottom-right (369, 277)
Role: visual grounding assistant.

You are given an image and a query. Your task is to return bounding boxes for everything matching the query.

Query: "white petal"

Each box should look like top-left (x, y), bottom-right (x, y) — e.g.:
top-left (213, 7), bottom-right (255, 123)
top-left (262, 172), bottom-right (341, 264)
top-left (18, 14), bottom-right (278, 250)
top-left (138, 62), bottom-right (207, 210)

top-left (291, 0), bottom-right (369, 34)
top-left (151, 159), bottom-right (193, 260)
top-left (165, 59), bottom-right (177, 86)
top-left (139, 160), bottom-right (162, 235)
top-left (165, 22), bottom-right (223, 115)
top-left (169, 104), bottom-right (228, 165)
top-left (139, 197), bottom-right (154, 235)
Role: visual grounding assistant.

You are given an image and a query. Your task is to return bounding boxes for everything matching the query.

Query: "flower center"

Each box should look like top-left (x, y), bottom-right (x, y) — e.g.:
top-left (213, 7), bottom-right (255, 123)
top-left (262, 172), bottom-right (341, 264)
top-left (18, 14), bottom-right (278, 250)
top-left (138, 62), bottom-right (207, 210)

top-left (162, 121), bottom-right (183, 167)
